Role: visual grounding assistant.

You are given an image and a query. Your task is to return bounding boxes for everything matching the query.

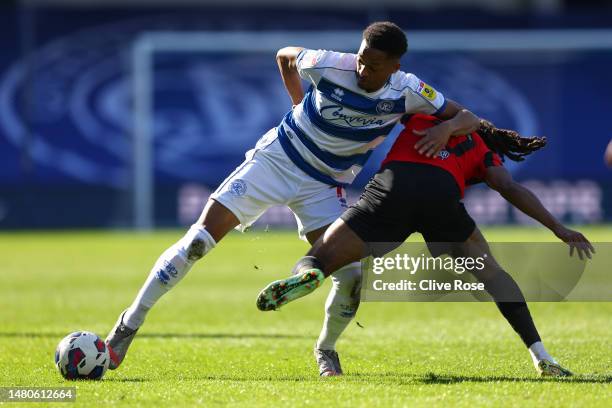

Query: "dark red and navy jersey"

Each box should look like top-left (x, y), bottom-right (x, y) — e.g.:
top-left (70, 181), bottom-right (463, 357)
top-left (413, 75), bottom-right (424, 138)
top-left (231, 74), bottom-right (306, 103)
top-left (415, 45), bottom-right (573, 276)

top-left (381, 114), bottom-right (503, 197)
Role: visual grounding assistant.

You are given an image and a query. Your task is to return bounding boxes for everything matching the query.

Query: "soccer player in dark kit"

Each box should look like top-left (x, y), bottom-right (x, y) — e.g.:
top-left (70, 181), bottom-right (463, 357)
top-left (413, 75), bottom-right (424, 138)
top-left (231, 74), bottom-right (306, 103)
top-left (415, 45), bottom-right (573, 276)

top-left (257, 114), bottom-right (594, 377)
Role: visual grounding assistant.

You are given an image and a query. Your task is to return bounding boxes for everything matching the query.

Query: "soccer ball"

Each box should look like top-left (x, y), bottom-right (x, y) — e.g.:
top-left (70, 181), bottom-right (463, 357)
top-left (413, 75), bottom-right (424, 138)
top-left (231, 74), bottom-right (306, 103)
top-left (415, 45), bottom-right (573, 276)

top-left (55, 331), bottom-right (110, 380)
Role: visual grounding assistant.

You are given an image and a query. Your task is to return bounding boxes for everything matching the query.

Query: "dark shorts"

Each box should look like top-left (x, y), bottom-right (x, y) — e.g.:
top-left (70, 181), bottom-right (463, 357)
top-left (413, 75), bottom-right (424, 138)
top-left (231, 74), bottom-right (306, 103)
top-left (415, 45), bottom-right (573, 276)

top-left (341, 162), bottom-right (476, 256)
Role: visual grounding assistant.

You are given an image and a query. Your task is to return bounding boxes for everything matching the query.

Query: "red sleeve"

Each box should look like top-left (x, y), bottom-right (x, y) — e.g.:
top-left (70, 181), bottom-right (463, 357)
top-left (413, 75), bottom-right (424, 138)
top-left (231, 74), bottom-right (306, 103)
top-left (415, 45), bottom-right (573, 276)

top-left (474, 135), bottom-right (503, 179)
top-left (484, 150), bottom-right (503, 167)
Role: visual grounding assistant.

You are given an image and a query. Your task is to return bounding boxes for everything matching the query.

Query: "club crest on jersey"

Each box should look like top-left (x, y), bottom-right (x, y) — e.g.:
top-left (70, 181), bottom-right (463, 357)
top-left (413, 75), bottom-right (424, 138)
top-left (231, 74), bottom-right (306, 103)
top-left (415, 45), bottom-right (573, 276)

top-left (229, 179), bottom-right (247, 196)
top-left (417, 81), bottom-right (437, 101)
top-left (331, 88), bottom-right (345, 102)
top-left (438, 150), bottom-right (450, 160)
top-left (376, 100), bottom-right (395, 114)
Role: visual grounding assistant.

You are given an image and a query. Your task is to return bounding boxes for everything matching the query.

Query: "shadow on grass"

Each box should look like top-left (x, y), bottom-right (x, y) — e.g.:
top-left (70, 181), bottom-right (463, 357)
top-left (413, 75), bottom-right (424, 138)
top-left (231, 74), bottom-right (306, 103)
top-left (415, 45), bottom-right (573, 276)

top-left (94, 371), bottom-right (612, 384)
top-left (103, 372), bottom-right (612, 384)
top-left (102, 375), bottom-right (319, 383)
top-left (0, 332), bottom-right (311, 340)
top-left (103, 377), bottom-right (149, 383)
top-left (349, 371), bottom-right (612, 384)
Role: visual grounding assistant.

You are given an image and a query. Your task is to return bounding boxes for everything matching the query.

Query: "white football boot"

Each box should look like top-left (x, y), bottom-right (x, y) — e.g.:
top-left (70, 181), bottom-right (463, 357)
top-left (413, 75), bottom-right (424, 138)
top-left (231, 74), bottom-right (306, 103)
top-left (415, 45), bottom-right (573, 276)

top-left (536, 359), bottom-right (573, 377)
top-left (105, 310), bottom-right (139, 370)
top-left (314, 348), bottom-right (343, 377)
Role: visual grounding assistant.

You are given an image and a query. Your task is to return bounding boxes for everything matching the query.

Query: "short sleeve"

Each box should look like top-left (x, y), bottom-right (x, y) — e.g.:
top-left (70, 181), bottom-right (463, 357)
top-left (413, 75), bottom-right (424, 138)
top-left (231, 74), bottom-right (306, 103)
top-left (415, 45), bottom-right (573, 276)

top-left (477, 147), bottom-right (503, 179)
top-left (403, 73), bottom-right (446, 115)
top-left (296, 49), bottom-right (351, 84)
top-left (464, 138), bottom-right (504, 186)
top-left (483, 150), bottom-right (503, 168)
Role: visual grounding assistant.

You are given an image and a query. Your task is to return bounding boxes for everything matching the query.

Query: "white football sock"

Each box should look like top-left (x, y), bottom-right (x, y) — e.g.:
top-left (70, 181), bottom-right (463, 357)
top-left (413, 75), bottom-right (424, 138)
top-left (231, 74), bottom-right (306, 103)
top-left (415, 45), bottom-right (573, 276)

top-left (123, 225), bottom-right (216, 329)
top-left (528, 341), bottom-right (556, 365)
top-left (316, 262), bottom-right (362, 351)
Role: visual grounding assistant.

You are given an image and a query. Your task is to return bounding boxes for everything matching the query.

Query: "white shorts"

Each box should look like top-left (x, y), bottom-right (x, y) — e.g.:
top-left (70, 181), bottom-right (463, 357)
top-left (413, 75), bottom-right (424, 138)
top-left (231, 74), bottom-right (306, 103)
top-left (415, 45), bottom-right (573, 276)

top-left (210, 129), bottom-right (348, 240)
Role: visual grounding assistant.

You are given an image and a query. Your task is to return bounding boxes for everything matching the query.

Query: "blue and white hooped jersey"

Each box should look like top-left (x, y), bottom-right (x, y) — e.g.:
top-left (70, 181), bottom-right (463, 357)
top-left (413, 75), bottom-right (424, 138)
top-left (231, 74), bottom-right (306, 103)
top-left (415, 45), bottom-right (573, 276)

top-left (275, 48), bottom-right (447, 186)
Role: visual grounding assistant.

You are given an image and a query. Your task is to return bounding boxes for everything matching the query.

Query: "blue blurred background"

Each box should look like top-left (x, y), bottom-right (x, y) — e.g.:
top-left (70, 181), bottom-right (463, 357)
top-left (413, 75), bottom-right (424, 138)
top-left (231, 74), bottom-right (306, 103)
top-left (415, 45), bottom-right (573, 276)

top-left (0, 0), bottom-right (610, 229)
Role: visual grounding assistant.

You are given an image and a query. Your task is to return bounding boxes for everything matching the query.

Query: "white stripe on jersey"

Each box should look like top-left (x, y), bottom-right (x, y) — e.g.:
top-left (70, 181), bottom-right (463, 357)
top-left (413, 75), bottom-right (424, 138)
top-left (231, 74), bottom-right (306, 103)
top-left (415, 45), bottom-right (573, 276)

top-left (277, 48), bottom-right (446, 185)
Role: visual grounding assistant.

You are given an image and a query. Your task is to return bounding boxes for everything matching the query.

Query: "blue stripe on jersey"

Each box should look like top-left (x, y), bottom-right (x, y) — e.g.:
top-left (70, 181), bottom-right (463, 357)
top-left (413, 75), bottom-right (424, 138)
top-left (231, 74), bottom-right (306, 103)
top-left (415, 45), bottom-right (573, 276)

top-left (317, 77), bottom-right (406, 115)
top-left (282, 112), bottom-right (372, 170)
top-left (276, 125), bottom-right (347, 187)
top-left (303, 91), bottom-right (396, 142)
top-left (296, 49), bottom-right (307, 66)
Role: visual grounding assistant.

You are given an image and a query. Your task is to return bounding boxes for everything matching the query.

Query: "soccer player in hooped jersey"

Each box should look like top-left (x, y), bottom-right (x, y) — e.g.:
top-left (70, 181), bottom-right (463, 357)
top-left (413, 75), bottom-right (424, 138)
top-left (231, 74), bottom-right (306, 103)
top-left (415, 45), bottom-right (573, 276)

top-left (257, 114), bottom-right (595, 377)
top-left (106, 22), bottom-right (483, 374)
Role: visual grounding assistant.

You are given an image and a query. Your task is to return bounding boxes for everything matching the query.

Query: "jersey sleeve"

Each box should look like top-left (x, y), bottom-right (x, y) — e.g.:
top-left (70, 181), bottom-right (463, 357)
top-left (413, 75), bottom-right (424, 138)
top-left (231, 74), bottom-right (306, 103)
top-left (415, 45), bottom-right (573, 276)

top-left (403, 73), bottom-right (447, 115)
top-left (477, 142), bottom-right (503, 178)
top-left (483, 150), bottom-right (503, 168)
top-left (296, 49), bottom-right (352, 85)
top-left (465, 136), bottom-right (503, 186)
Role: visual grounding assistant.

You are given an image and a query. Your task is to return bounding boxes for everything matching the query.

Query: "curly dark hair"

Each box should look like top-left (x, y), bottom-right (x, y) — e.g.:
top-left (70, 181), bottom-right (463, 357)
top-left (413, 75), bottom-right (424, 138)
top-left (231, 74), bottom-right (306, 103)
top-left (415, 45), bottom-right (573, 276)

top-left (362, 21), bottom-right (407, 58)
top-left (478, 120), bottom-right (547, 162)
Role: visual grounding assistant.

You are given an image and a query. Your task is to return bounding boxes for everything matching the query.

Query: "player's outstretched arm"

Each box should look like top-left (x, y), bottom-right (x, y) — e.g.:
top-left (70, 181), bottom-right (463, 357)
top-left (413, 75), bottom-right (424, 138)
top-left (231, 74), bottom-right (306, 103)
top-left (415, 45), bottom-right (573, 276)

top-left (484, 166), bottom-right (594, 259)
top-left (276, 46), bottom-right (305, 106)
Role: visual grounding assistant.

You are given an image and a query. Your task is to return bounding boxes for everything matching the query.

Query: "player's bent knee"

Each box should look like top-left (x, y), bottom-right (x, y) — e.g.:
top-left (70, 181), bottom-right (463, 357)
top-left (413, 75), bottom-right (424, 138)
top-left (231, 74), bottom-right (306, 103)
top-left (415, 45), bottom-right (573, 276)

top-left (180, 225), bottom-right (216, 262)
top-left (196, 199), bottom-right (240, 243)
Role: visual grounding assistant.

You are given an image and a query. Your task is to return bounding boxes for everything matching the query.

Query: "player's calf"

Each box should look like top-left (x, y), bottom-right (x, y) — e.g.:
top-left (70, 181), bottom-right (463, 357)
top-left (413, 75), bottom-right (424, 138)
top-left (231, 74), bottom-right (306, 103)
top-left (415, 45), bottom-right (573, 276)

top-left (316, 263), bottom-right (362, 351)
top-left (152, 224), bottom-right (216, 289)
top-left (105, 225), bottom-right (216, 370)
top-left (122, 224), bottom-right (216, 328)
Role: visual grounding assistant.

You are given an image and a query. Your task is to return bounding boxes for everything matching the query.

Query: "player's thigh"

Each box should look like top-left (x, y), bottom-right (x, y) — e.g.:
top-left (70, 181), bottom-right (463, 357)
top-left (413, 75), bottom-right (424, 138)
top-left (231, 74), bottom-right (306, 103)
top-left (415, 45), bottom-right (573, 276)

top-left (194, 199), bottom-right (240, 243)
top-left (421, 200), bottom-right (477, 257)
top-left (305, 224), bottom-right (329, 246)
top-left (289, 183), bottom-right (347, 241)
top-left (210, 138), bottom-right (298, 235)
top-left (339, 168), bottom-right (418, 256)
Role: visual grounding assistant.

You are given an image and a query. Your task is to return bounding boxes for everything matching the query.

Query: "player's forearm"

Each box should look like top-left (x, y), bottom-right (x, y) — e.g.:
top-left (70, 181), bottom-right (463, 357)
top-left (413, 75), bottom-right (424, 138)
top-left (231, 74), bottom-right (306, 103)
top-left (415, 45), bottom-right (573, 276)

top-left (276, 50), bottom-right (305, 106)
top-left (443, 109), bottom-right (481, 136)
top-left (499, 182), bottom-right (562, 232)
top-left (414, 103), bottom-right (480, 156)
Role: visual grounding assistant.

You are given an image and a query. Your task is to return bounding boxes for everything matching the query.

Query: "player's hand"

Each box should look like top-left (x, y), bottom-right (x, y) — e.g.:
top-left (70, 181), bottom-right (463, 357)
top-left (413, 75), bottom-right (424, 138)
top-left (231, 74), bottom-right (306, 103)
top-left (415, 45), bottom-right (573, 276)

top-left (414, 123), bottom-right (452, 158)
top-left (553, 225), bottom-right (595, 260)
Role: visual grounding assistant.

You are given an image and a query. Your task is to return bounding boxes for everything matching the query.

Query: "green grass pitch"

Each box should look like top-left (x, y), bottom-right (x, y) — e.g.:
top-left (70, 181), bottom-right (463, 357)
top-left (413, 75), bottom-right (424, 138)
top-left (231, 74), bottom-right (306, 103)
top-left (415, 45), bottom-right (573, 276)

top-left (1, 226), bottom-right (611, 407)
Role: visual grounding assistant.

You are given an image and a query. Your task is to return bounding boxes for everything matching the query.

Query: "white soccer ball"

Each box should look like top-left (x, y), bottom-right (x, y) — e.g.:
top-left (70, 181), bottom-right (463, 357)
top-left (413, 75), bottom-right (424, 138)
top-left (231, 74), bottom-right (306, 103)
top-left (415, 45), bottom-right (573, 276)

top-left (55, 331), bottom-right (110, 380)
